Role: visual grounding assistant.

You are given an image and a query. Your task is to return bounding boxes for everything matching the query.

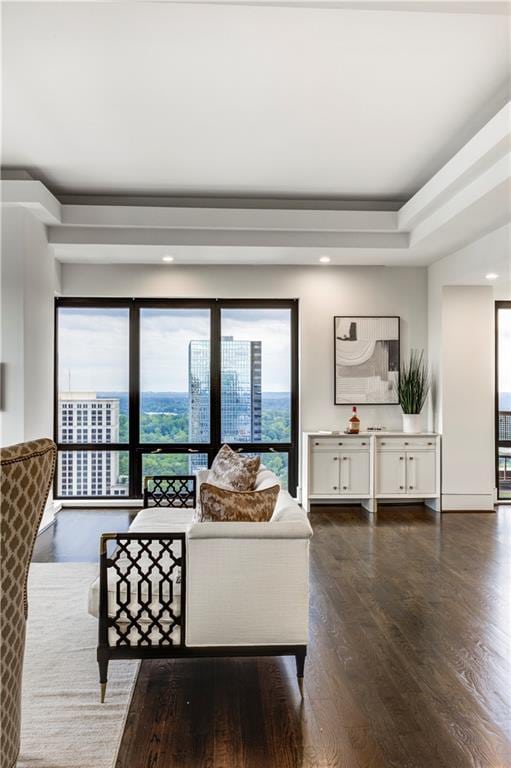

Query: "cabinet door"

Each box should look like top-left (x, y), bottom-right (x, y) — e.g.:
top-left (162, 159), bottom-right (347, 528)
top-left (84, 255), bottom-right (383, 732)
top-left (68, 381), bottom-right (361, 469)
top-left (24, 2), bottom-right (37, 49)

top-left (340, 452), bottom-right (370, 495)
top-left (376, 451), bottom-right (406, 495)
top-left (310, 451), bottom-right (340, 494)
top-left (406, 451), bottom-right (436, 495)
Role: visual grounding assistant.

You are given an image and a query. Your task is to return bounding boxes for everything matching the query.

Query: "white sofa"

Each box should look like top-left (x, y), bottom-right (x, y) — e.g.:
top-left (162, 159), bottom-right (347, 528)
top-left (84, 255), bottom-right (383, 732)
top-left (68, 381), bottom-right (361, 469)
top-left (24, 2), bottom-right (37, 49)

top-left (88, 467), bottom-right (312, 700)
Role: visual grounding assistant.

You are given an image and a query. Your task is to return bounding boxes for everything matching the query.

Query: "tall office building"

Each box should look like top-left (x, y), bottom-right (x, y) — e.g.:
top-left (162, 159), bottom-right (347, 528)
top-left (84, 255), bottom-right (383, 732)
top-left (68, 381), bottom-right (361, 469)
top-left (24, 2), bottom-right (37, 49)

top-left (58, 393), bottom-right (127, 496)
top-left (188, 337), bottom-right (262, 471)
top-left (500, 412), bottom-right (511, 441)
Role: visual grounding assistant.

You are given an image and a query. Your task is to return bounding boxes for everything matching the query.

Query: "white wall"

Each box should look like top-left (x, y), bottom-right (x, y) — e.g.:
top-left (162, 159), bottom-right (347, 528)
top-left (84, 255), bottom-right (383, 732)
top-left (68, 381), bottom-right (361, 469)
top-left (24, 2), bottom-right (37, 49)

top-left (441, 286), bottom-right (495, 510)
top-left (1, 208), bottom-right (25, 444)
top-left (428, 223), bottom-right (511, 434)
top-left (23, 214), bottom-right (61, 442)
top-left (62, 264), bottom-right (428, 445)
top-left (428, 224), bottom-right (511, 510)
top-left (1, 207), bottom-right (60, 445)
top-left (1, 208), bottom-right (61, 526)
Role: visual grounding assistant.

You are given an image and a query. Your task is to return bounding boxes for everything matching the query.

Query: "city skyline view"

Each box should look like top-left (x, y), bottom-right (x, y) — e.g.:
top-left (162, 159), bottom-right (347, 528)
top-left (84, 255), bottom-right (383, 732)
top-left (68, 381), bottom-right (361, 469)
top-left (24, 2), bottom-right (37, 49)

top-left (57, 306), bottom-right (293, 495)
top-left (57, 389), bottom-right (290, 496)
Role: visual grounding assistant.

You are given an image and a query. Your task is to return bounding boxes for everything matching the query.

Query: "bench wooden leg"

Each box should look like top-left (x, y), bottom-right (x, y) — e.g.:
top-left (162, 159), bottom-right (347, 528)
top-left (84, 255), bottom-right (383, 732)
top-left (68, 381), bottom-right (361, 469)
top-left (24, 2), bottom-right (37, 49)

top-left (98, 650), bottom-right (109, 703)
top-left (295, 648), bottom-right (306, 695)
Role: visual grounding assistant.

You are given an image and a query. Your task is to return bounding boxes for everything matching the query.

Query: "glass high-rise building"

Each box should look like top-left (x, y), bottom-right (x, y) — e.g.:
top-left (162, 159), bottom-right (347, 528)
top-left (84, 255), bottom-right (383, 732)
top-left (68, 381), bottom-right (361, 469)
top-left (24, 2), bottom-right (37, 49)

top-left (189, 337), bottom-right (262, 470)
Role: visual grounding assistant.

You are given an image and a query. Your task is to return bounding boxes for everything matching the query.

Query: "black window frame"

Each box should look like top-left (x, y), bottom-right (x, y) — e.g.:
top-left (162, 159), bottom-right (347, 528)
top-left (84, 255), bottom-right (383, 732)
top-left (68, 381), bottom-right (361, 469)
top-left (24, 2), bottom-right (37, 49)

top-left (496, 300), bottom-right (511, 502)
top-left (54, 297), bottom-right (299, 500)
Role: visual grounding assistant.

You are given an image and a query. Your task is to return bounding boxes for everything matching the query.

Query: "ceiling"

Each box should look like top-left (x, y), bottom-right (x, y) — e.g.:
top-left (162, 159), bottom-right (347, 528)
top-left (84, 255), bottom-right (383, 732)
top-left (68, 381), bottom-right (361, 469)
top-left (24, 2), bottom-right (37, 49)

top-left (2, 1), bottom-right (510, 200)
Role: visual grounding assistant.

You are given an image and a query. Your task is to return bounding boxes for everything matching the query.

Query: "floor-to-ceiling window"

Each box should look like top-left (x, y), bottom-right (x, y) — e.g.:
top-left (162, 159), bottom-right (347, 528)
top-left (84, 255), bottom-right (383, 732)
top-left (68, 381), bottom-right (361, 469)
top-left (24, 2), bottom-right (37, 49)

top-left (54, 298), bottom-right (298, 499)
top-left (496, 302), bottom-right (511, 501)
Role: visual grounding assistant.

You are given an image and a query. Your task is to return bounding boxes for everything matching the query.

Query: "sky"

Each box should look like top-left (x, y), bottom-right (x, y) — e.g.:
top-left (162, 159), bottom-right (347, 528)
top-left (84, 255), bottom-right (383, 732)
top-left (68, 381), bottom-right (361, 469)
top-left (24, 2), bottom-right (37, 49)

top-left (58, 307), bottom-right (291, 393)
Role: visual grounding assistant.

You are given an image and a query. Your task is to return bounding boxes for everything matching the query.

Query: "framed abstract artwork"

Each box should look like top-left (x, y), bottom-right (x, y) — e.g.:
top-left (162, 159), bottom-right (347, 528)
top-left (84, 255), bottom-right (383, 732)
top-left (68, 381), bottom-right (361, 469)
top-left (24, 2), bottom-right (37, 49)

top-left (334, 316), bottom-right (400, 405)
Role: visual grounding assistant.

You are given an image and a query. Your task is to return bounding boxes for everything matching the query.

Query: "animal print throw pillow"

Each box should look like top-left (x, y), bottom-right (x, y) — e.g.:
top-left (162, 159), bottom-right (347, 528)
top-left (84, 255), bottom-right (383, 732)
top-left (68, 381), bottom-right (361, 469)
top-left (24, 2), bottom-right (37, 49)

top-left (208, 444), bottom-right (261, 491)
top-left (197, 482), bottom-right (279, 522)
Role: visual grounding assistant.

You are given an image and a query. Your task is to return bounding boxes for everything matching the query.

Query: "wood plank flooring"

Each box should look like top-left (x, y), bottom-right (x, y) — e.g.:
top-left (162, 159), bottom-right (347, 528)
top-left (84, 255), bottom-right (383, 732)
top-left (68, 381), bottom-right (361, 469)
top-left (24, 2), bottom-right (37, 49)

top-left (35, 504), bottom-right (511, 767)
top-left (33, 507), bottom-right (136, 562)
top-left (116, 505), bottom-right (511, 768)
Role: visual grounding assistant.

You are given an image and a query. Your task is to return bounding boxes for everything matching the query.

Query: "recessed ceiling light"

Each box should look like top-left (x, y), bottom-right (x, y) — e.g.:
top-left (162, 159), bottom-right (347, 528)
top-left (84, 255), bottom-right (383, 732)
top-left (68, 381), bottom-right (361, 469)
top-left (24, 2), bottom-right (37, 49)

top-left (485, 272), bottom-right (498, 280)
top-left (319, 256), bottom-right (331, 264)
top-left (162, 255), bottom-right (174, 263)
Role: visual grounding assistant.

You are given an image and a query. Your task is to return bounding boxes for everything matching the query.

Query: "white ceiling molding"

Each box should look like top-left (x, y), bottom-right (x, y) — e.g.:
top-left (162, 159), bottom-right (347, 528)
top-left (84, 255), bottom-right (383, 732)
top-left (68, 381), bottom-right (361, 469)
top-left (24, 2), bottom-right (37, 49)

top-left (47, 225), bottom-right (409, 249)
top-left (398, 102), bottom-right (511, 231)
top-left (2, 101), bottom-right (510, 266)
top-left (1, 175), bottom-right (61, 225)
top-left (409, 152), bottom-right (511, 246)
top-left (59, 204), bottom-right (399, 232)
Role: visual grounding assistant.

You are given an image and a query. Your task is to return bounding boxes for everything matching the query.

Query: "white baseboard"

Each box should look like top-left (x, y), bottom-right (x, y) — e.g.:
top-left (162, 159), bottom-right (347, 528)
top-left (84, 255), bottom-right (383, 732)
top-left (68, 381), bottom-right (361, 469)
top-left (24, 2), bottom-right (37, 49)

top-left (441, 493), bottom-right (495, 511)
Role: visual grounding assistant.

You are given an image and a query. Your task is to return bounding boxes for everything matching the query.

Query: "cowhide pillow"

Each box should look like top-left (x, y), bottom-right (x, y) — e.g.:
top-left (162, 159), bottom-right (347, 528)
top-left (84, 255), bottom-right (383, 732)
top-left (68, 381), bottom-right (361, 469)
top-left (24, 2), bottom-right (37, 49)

top-left (208, 444), bottom-right (260, 491)
top-left (197, 482), bottom-right (279, 523)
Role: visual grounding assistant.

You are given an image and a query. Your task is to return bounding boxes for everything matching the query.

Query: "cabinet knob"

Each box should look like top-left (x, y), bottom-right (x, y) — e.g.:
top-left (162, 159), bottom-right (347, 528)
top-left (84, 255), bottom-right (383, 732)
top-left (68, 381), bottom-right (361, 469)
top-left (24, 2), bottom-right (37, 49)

top-left (338, 442), bottom-right (343, 446)
top-left (399, 456), bottom-right (404, 461)
top-left (343, 486), bottom-right (348, 490)
top-left (343, 456), bottom-right (348, 461)
top-left (314, 442), bottom-right (319, 446)
top-left (400, 485), bottom-right (404, 490)
top-left (409, 485), bottom-right (414, 490)
top-left (381, 441), bottom-right (386, 445)
top-left (333, 486), bottom-right (338, 490)
top-left (428, 442), bottom-right (433, 445)
top-left (409, 456), bottom-right (414, 461)
top-left (361, 442), bottom-right (367, 446)
top-left (333, 456), bottom-right (338, 461)
top-left (404, 441), bottom-right (409, 446)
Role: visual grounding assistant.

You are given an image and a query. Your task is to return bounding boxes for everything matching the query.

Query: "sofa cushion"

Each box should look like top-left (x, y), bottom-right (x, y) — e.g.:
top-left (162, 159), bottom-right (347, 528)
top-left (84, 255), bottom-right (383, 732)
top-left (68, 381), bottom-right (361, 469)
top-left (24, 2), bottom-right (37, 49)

top-left (129, 507), bottom-right (194, 533)
top-left (197, 482), bottom-right (279, 522)
top-left (254, 469), bottom-right (281, 491)
top-left (198, 466), bottom-right (279, 492)
top-left (208, 444), bottom-right (260, 491)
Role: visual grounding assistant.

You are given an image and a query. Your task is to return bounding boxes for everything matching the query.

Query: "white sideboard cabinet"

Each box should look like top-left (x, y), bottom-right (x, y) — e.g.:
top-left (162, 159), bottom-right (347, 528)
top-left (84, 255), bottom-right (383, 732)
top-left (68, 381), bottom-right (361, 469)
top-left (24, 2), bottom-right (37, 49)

top-left (302, 432), bottom-right (441, 515)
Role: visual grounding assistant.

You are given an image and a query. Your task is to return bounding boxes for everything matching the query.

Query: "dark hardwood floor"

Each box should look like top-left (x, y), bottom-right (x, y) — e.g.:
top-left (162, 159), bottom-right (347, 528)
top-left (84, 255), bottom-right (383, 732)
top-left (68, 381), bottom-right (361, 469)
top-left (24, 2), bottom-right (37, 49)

top-left (34, 504), bottom-right (511, 767)
top-left (33, 507), bottom-right (137, 562)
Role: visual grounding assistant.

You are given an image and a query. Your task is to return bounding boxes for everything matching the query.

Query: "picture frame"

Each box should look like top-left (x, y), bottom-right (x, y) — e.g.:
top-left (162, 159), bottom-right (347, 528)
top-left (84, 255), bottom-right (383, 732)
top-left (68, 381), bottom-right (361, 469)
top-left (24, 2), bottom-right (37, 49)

top-left (333, 316), bottom-right (400, 405)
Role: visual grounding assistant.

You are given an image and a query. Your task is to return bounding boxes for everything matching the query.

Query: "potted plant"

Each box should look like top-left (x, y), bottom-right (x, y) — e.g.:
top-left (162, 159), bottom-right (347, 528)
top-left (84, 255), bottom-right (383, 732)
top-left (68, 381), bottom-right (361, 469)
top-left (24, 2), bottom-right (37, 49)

top-left (398, 349), bottom-right (430, 433)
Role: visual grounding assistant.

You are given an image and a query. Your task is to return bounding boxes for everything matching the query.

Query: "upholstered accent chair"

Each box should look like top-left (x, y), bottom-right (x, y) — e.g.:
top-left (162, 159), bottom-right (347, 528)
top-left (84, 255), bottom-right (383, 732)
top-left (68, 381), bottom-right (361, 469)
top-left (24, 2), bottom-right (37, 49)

top-left (0, 439), bottom-right (56, 768)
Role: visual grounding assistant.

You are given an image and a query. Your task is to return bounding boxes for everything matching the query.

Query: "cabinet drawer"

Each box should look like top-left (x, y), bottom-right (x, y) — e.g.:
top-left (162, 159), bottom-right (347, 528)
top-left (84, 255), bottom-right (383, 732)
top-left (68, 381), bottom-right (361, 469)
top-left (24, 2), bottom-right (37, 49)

top-left (311, 437), bottom-right (370, 451)
top-left (376, 437), bottom-right (436, 451)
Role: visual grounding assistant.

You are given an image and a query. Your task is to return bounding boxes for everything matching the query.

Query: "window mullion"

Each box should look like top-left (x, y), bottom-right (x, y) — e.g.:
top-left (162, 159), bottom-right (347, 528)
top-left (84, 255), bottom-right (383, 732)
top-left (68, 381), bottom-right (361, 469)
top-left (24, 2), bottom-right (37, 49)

top-left (129, 302), bottom-right (141, 497)
top-left (210, 301), bottom-right (222, 461)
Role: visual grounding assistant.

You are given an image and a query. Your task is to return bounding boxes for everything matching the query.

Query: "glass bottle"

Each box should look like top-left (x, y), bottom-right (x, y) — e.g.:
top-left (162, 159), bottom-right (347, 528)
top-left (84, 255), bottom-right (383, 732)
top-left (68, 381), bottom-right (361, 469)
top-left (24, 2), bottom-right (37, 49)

top-left (347, 406), bottom-right (360, 434)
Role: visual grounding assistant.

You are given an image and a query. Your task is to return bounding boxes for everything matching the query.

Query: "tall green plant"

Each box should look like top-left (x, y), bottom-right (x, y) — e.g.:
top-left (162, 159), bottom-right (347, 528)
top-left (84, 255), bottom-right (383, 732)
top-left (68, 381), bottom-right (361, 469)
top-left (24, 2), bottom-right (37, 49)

top-left (398, 349), bottom-right (430, 414)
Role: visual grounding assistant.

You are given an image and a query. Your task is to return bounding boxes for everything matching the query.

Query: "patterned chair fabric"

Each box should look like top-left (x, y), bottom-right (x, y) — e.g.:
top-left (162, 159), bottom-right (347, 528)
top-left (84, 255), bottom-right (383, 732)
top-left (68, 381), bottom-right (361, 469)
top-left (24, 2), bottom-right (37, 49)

top-left (0, 438), bottom-right (56, 768)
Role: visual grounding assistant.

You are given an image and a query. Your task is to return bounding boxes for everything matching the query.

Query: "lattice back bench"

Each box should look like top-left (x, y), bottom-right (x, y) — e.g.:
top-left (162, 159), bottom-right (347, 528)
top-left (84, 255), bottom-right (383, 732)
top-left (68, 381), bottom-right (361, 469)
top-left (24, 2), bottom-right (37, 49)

top-left (94, 474), bottom-right (311, 702)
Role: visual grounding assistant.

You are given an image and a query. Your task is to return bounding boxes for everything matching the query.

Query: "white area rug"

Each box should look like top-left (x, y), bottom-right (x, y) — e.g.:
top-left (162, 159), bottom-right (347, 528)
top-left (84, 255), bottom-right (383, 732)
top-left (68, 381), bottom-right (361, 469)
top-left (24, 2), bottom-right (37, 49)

top-left (17, 563), bottom-right (138, 768)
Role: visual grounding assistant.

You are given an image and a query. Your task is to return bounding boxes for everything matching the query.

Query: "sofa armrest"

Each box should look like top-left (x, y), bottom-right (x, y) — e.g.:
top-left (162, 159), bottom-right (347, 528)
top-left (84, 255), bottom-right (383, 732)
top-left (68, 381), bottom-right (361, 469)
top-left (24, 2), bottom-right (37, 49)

top-left (186, 535), bottom-right (310, 646)
top-left (97, 531), bottom-right (187, 648)
top-left (188, 519), bottom-right (312, 540)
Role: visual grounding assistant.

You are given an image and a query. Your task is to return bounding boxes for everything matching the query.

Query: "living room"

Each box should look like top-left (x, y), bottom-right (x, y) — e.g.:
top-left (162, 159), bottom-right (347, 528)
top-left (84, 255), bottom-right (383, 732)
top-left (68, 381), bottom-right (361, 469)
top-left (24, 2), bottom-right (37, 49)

top-left (1, 2), bottom-right (510, 767)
